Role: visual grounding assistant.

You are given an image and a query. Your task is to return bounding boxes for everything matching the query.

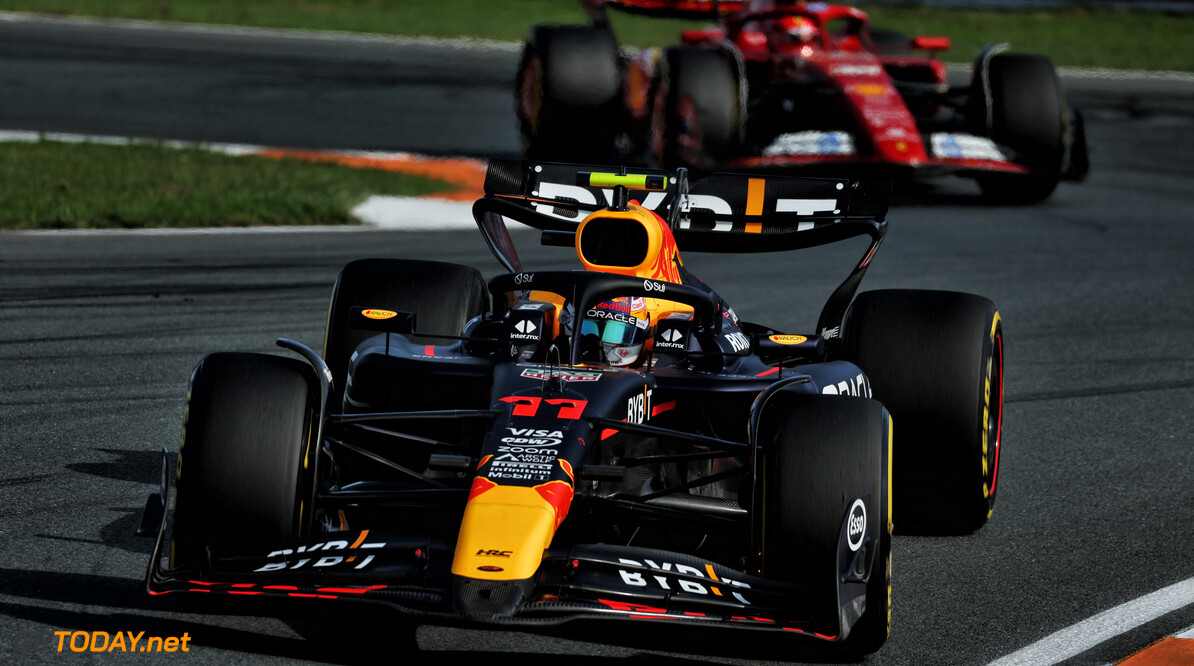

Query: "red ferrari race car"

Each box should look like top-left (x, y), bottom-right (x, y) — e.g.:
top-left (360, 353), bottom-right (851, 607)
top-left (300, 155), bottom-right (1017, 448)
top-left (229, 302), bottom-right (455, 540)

top-left (517, 0), bottom-right (1089, 203)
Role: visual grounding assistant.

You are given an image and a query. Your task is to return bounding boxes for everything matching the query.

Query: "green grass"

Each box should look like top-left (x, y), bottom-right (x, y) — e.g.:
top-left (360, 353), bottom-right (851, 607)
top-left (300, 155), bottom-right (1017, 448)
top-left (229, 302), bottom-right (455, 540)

top-left (0, 140), bottom-right (456, 230)
top-left (858, 5), bottom-right (1194, 72)
top-left (0, 0), bottom-right (1191, 71)
top-left (0, 0), bottom-right (591, 41)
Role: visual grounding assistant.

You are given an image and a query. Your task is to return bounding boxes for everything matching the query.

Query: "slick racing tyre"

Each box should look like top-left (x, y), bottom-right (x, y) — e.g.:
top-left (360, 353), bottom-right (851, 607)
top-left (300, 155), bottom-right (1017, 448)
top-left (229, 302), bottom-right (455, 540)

top-left (755, 394), bottom-right (892, 656)
top-left (975, 53), bottom-right (1066, 204)
top-left (842, 290), bottom-right (1004, 534)
top-left (171, 353), bottom-right (315, 568)
top-left (651, 46), bottom-right (743, 170)
top-left (517, 25), bottom-right (622, 162)
top-left (323, 258), bottom-right (487, 408)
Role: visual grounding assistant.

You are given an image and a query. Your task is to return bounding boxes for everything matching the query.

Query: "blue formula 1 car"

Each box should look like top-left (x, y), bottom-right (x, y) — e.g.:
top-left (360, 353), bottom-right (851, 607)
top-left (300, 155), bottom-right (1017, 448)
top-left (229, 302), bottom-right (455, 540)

top-left (140, 160), bottom-right (1004, 657)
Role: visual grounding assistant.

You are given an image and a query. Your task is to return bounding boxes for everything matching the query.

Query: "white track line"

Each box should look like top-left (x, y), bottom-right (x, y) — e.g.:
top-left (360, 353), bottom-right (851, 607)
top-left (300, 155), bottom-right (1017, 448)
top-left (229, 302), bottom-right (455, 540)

top-left (0, 129), bottom-right (441, 161)
top-left (351, 196), bottom-right (476, 230)
top-left (987, 577), bottom-right (1194, 666)
top-left (4, 198), bottom-right (479, 235)
top-left (0, 129), bottom-right (263, 155)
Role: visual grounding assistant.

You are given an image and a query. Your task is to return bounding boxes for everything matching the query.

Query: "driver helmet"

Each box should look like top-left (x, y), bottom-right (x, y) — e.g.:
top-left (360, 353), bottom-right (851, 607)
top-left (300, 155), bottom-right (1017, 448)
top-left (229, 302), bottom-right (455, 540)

top-left (771, 15), bottom-right (819, 47)
top-left (581, 296), bottom-right (650, 367)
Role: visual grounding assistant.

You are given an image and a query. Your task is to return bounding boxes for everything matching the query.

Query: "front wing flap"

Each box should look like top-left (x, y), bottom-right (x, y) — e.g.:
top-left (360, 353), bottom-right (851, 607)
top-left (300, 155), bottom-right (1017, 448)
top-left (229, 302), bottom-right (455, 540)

top-left (148, 534), bottom-right (862, 641)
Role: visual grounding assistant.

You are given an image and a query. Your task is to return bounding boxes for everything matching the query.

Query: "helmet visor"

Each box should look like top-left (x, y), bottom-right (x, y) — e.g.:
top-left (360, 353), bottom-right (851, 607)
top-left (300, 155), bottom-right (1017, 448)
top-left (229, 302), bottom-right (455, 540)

top-left (580, 317), bottom-right (645, 366)
top-left (581, 319), bottom-right (638, 347)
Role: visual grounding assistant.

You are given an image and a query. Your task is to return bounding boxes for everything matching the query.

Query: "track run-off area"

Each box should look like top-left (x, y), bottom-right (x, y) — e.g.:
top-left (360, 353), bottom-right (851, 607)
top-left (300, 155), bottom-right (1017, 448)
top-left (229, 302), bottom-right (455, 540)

top-left (2, 12), bottom-right (1193, 665)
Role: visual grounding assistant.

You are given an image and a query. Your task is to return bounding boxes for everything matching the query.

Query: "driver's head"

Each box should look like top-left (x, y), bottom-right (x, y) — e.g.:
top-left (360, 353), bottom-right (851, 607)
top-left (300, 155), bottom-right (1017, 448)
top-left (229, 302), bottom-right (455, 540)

top-left (770, 15), bottom-right (819, 49)
top-left (581, 297), bottom-right (649, 367)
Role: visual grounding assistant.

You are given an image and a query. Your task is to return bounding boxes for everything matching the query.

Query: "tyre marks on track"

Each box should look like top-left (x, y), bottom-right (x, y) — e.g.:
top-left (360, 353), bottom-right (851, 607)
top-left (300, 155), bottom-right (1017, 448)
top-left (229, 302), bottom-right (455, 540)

top-left (0, 474), bottom-right (53, 488)
top-left (1008, 379), bottom-right (1194, 403)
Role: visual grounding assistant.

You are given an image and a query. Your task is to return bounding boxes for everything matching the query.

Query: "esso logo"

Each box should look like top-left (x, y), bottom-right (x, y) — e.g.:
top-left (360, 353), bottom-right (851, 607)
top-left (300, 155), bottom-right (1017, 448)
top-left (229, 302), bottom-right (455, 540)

top-left (847, 499), bottom-right (867, 552)
top-left (643, 280), bottom-right (666, 293)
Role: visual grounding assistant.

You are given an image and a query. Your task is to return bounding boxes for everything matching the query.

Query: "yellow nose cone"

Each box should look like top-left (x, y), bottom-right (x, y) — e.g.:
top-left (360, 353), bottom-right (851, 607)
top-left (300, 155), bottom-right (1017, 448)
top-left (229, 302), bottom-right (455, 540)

top-left (451, 481), bottom-right (572, 580)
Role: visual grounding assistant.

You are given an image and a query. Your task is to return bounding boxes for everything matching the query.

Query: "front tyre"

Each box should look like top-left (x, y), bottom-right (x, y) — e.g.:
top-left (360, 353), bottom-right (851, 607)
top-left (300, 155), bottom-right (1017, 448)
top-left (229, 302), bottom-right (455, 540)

top-left (843, 290), bottom-right (1003, 534)
top-left (974, 53), bottom-right (1065, 204)
top-left (755, 394), bottom-right (892, 655)
top-left (171, 353), bottom-right (315, 568)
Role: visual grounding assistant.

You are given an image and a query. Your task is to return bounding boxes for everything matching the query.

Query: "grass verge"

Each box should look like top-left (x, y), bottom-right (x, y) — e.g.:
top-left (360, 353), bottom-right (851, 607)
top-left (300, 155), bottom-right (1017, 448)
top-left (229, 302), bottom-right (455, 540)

top-left (0, 0), bottom-right (1191, 71)
top-left (858, 5), bottom-right (1194, 72)
top-left (0, 140), bottom-right (456, 230)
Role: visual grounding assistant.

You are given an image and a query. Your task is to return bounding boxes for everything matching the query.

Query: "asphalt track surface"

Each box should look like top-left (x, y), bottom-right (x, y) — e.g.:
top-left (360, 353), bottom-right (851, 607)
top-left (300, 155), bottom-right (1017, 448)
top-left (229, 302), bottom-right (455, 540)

top-left (2, 14), bottom-right (1194, 665)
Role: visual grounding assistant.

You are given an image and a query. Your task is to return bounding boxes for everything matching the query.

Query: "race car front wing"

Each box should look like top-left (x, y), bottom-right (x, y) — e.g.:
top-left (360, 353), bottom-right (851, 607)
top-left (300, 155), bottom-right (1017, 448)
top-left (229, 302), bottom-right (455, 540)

top-left (140, 449), bottom-right (877, 643)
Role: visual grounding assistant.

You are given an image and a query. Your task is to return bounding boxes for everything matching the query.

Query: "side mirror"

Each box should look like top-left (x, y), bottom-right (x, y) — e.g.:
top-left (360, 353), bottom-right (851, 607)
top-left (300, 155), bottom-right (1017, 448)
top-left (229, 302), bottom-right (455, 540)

top-left (680, 28), bottom-right (725, 45)
top-left (911, 36), bottom-right (951, 52)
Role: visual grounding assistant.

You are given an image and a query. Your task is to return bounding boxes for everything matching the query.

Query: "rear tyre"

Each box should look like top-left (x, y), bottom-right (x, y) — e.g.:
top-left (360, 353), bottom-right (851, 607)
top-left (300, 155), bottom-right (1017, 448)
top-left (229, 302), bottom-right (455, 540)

top-left (975, 54), bottom-right (1065, 204)
top-left (171, 353), bottom-right (315, 568)
top-left (323, 259), bottom-right (487, 408)
top-left (516, 25), bottom-right (622, 161)
top-left (651, 46), bottom-right (743, 170)
top-left (756, 394), bottom-right (891, 655)
top-left (842, 290), bottom-right (1003, 534)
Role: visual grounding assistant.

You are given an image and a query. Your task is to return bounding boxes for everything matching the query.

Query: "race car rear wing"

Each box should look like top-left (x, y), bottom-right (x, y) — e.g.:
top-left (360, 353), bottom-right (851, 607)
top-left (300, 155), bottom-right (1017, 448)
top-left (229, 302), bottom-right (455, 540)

top-left (475, 159), bottom-right (887, 255)
top-left (584, 0), bottom-right (868, 26)
top-left (472, 159), bottom-right (890, 341)
top-left (583, 0), bottom-right (746, 21)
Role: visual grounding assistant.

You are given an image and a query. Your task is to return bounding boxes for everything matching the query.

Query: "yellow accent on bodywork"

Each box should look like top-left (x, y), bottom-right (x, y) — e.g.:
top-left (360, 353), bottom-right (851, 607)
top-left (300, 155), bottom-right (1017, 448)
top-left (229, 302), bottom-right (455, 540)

top-left (584, 172), bottom-right (666, 190)
top-left (451, 486), bottom-right (559, 581)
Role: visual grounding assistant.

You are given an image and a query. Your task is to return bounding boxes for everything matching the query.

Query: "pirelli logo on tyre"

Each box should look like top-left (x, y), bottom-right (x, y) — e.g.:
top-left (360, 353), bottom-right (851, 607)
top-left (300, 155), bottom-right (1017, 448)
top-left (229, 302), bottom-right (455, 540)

top-left (361, 309), bottom-right (398, 320)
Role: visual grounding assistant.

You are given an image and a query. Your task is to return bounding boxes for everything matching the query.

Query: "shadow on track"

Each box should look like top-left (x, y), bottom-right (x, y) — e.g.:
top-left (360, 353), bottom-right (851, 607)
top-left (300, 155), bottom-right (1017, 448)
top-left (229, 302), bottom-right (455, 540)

top-left (67, 448), bottom-right (161, 485)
